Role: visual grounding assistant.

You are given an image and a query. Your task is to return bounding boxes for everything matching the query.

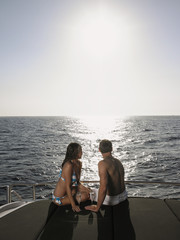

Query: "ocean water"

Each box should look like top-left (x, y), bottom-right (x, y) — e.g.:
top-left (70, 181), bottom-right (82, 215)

top-left (0, 116), bottom-right (180, 204)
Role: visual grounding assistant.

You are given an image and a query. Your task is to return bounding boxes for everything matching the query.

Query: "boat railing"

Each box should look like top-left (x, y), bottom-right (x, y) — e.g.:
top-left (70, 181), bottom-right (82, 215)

top-left (0, 181), bottom-right (180, 204)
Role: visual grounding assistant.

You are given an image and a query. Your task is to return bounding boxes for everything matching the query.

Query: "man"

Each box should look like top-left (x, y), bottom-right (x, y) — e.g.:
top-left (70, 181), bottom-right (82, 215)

top-left (85, 139), bottom-right (127, 212)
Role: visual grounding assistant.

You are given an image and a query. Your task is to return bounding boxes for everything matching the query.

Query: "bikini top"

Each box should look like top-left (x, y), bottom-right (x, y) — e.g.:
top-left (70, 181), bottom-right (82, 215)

top-left (59, 169), bottom-right (78, 187)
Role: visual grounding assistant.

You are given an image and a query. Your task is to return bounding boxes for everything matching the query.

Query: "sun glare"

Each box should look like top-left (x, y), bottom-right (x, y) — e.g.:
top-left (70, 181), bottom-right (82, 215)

top-left (70, 6), bottom-right (132, 59)
top-left (56, 3), bottom-right (137, 117)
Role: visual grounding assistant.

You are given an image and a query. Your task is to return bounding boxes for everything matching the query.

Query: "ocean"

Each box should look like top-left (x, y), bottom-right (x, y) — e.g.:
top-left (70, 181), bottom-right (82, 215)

top-left (0, 116), bottom-right (180, 204)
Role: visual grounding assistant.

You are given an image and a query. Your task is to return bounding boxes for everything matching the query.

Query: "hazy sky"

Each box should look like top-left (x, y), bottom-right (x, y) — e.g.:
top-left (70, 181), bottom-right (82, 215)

top-left (0, 0), bottom-right (180, 116)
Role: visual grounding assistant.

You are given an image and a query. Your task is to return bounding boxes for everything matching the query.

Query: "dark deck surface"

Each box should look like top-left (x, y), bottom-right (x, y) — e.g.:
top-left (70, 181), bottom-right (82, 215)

top-left (0, 198), bottom-right (179, 240)
top-left (38, 199), bottom-right (135, 240)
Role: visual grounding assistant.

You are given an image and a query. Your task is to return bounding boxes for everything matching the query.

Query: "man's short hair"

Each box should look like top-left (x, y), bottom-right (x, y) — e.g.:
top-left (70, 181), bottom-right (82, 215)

top-left (99, 139), bottom-right (112, 153)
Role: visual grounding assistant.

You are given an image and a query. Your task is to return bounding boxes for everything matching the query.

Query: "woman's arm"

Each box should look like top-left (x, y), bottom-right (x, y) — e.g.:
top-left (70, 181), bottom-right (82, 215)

top-left (64, 163), bottom-right (80, 212)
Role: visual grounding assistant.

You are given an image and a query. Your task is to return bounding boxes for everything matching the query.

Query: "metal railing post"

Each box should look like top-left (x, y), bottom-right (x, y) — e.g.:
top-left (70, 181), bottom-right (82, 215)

top-left (6, 185), bottom-right (12, 203)
top-left (6, 185), bottom-right (10, 203)
top-left (9, 185), bottom-right (12, 203)
top-left (33, 185), bottom-right (36, 200)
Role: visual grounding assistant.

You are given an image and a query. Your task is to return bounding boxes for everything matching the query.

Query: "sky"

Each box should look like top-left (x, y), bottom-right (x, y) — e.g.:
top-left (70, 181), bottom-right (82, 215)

top-left (0, 0), bottom-right (180, 117)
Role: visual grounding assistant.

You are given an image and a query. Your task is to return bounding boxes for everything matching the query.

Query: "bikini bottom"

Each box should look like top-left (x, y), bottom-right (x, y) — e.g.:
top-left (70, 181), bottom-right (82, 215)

top-left (52, 192), bottom-right (82, 205)
top-left (52, 194), bottom-right (65, 205)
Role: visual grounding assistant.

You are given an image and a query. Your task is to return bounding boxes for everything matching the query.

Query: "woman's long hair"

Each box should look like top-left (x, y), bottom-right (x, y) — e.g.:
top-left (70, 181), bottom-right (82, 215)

top-left (61, 143), bottom-right (82, 168)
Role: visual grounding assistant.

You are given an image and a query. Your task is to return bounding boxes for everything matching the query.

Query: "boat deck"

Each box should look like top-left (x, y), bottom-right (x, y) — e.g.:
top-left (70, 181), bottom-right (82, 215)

top-left (0, 197), bottom-right (180, 240)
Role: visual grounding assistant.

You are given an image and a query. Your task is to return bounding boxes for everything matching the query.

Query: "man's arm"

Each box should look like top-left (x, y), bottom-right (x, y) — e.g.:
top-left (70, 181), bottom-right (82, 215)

top-left (85, 161), bottom-right (108, 212)
top-left (96, 161), bottom-right (108, 210)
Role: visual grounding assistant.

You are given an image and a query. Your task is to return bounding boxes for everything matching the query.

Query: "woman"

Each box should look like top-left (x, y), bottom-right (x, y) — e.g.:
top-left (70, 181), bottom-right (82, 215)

top-left (52, 143), bottom-right (90, 212)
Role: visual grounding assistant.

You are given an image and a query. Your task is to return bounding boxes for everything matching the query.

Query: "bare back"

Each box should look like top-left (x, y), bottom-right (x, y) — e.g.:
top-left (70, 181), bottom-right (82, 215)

top-left (104, 156), bottom-right (125, 196)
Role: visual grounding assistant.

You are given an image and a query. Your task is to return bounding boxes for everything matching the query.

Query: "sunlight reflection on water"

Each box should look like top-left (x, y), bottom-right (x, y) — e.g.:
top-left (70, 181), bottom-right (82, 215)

top-left (70, 116), bottom-right (135, 181)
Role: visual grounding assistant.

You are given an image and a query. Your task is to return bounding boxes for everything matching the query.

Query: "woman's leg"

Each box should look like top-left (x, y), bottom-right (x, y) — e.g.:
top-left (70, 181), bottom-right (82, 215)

top-left (61, 190), bottom-right (90, 205)
top-left (76, 184), bottom-right (91, 203)
top-left (53, 186), bottom-right (90, 206)
top-left (78, 183), bottom-right (91, 194)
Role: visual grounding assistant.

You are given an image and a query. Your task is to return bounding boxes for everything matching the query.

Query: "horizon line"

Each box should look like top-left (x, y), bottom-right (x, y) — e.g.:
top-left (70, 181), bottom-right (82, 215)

top-left (0, 114), bottom-right (180, 118)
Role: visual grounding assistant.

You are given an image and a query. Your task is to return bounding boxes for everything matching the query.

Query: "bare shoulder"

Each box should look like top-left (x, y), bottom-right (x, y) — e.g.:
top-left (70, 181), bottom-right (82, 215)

top-left (63, 161), bottom-right (73, 172)
top-left (98, 160), bottom-right (106, 168)
top-left (98, 160), bottom-right (108, 172)
top-left (112, 157), bottom-right (124, 172)
top-left (112, 156), bottom-right (122, 164)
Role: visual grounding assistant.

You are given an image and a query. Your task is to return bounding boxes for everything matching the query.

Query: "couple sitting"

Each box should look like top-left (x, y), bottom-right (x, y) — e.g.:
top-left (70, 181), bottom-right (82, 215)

top-left (52, 140), bottom-right (127, 212)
